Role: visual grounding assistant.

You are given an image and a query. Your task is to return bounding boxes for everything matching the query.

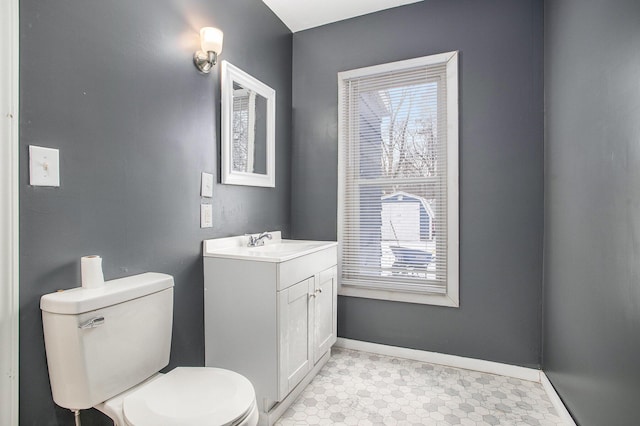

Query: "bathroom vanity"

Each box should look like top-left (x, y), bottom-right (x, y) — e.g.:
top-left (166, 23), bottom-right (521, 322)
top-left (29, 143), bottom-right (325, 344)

top-left (203, 232), bottom-right (337, 426)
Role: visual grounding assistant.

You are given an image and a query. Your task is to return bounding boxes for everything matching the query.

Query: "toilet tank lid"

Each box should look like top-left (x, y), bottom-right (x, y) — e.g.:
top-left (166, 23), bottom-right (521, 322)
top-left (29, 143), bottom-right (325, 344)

top-left (40, 272), bottom-right (174, 315)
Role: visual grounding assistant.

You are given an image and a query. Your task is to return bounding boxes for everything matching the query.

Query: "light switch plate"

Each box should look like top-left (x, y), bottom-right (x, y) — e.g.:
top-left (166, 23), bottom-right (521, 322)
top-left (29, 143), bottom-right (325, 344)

top-left (201, 204), bottom-right (213, 228)
top-left (29, 145), bottom-right (60, 187)
top-left (201, 172), bottom-right (213, 198)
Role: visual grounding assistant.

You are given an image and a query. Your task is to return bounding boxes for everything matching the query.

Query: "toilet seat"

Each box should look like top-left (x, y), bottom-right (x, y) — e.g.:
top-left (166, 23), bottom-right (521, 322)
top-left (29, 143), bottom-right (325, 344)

top-left (122, 367), bottom-right (257, 426)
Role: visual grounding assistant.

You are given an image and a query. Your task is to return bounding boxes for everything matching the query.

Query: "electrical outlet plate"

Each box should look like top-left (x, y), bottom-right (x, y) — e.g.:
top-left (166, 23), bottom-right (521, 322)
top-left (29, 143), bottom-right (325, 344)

top-left (201, 204), bottom-right (213, 228)
top-left (201, 172), bottom-right (213, 198)
top-left (29, 145), bottom-right (60, 187)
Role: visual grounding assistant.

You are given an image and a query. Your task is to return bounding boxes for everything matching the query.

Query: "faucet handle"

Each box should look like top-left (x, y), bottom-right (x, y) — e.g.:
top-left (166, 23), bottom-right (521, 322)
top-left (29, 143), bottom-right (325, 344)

top-left (247, 231), bottom-right (272, 247)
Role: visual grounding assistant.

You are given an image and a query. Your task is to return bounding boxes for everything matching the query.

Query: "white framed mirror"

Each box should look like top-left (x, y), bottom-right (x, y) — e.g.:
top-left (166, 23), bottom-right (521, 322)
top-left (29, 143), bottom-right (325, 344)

top-left (221, 61), bottom-right (276, 187)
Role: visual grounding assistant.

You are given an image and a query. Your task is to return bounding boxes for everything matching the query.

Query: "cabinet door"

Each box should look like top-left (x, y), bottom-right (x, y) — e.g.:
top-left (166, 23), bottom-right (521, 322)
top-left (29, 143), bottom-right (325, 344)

top-left (313, 265), bottom-right (337, 364)
top-left (278, 278), bottom-right (313, 399)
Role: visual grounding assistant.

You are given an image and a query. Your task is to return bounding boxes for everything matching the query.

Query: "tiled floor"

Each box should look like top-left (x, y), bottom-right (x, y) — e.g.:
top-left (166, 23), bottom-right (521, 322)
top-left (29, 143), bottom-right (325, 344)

top-left (276, 348), bottom-right (563, 426)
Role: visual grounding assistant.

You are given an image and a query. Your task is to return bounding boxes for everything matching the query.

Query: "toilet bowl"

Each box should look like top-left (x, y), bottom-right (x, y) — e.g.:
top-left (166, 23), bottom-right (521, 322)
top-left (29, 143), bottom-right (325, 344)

top-left (40, 273), bottom-right (258, 426)
top-left (96, 368), bottom-right (258, 426)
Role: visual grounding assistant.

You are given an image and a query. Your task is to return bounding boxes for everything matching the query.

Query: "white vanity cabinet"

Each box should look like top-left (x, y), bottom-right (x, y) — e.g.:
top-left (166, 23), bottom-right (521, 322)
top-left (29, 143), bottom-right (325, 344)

top-left (203, 233), bottom-right (337, 426)
top-left (278, 277), bottom-right (313, 398)
top-left (278, 265), bottom-right (337, 399)
top-left (313, 266), bottom-right (338, 362)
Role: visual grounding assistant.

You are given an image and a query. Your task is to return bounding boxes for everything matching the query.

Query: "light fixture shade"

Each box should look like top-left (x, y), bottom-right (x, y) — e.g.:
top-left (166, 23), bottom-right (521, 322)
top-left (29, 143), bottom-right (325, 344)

top-left (200, 27), bottom-right (223, 54)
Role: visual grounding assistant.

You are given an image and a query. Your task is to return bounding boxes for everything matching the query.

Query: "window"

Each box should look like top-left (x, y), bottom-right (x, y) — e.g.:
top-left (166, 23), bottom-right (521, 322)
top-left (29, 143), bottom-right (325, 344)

top-left (337, 52), bottom-right (459, 307)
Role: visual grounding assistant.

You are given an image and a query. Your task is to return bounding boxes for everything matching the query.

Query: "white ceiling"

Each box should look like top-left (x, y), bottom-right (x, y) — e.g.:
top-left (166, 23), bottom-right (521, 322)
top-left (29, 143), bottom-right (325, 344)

top-left (262, 0), bottom-right (424, 33)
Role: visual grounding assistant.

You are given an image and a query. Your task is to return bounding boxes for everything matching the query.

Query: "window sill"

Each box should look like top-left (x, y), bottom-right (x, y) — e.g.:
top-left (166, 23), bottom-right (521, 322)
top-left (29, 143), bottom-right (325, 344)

top-left (338, 284), bottom-right (459, 307)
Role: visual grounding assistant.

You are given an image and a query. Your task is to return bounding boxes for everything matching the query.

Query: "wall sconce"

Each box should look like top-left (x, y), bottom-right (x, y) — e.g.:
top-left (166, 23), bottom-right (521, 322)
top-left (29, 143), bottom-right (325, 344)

top-left (194, 27), bottom-right (223, 74)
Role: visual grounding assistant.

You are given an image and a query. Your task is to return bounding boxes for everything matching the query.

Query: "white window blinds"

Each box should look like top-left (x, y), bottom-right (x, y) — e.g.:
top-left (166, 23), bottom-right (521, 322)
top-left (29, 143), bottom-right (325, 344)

top-left (232, 88), bottom-right (256, 173)
top-left (338, 52), bottom-right (459, 303)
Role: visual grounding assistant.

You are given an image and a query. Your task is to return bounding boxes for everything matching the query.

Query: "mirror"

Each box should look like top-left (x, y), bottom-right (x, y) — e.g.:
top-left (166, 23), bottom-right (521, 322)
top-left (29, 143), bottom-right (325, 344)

top-left (221, 61), bottom-right (276, 187)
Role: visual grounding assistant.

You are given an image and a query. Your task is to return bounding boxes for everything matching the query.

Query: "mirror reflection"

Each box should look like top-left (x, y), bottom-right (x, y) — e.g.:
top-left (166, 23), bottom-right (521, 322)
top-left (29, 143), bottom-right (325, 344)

top-left (232, 82), bottom-right (268, 175)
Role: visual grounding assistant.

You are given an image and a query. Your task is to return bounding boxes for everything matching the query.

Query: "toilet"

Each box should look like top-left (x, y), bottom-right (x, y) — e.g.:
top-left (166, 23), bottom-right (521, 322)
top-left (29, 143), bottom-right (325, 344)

top-left (40, 272), bottom-right (258, 426)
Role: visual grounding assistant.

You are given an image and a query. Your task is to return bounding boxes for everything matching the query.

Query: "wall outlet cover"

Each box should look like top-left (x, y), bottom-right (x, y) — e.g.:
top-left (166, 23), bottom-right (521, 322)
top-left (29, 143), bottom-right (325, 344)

top-left (201, 172), bottom-right (214, 198)
top-left (29, 145), bottom-right (60, 187)
top-left (201, 204), bottom-right (213, 228)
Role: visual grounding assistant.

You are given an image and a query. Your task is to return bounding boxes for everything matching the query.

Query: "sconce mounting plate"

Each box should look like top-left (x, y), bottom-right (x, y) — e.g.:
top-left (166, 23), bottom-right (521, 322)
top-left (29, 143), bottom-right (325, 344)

top-left (194, 51), bottom-right (218, 74)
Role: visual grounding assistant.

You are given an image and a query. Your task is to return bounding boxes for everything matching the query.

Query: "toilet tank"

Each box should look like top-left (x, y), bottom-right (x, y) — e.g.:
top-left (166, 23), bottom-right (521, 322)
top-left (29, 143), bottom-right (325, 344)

top-left (40, 272), bottom-right (174, 410)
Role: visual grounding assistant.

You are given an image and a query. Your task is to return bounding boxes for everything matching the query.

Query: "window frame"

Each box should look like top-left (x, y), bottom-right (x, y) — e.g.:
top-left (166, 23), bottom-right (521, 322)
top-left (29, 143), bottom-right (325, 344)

top-left (337, 51), bottom-right (459, 307)
top-left (0, 0), bottom-right (19, 422)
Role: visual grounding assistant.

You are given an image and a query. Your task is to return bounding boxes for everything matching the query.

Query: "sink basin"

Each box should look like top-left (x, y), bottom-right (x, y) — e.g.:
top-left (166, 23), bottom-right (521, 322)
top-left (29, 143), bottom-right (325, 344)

top-left (249, 240), bottom-right (330, 256)
top-left (203, 232), bottom-right (337, 263)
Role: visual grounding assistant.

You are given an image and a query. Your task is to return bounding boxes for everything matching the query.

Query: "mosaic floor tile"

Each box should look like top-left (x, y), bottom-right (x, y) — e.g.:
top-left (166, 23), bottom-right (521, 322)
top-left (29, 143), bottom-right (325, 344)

top-left (275, 348), bottom-right (564, 426)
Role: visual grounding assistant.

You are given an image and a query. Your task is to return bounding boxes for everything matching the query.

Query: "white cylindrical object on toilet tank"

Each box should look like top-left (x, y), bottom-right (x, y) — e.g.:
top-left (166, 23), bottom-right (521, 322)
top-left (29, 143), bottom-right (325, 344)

top-left (81, 255), bottom-right (104, 289)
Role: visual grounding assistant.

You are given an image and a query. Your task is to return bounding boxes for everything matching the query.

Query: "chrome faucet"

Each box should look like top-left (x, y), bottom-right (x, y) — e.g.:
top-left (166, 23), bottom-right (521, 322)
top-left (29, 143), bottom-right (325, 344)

top-left (248, 232), bottom-right (272, 247)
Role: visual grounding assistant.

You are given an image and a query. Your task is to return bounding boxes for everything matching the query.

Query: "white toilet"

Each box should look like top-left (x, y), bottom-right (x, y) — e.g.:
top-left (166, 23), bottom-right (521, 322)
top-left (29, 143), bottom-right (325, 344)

top-left (40, 272), bottom-right (259, 426)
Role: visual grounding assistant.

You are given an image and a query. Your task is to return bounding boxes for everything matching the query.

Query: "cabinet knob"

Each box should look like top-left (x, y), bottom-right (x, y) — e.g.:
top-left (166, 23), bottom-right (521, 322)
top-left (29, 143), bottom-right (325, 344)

top-left (309, 293), bottom-right (316, 298)
top-left (316, 288), bottom-right (323, 294)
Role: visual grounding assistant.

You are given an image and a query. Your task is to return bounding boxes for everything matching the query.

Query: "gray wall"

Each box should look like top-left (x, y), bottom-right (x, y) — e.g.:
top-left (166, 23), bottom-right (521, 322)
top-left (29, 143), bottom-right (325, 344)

top-left (19, 1), bottom-right (291, 424)
top-left (543, 0), bottom-right (640, 425)
top-left (291, 0), bottom-right (544, 367)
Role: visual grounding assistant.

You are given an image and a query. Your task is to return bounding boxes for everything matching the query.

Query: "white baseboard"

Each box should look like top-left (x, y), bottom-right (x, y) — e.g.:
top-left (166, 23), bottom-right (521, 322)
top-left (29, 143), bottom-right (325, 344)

top-left (335, 338), bottom-right (540, 382)
top-left (540, 372), bottom-right (577, 426)
top-left (334, 338), bottom-right (576, 425)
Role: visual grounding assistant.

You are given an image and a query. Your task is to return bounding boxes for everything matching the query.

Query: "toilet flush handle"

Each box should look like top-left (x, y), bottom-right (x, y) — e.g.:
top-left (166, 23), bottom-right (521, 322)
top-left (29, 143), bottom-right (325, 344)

top-left (78, 316), bottom-right (105, 329)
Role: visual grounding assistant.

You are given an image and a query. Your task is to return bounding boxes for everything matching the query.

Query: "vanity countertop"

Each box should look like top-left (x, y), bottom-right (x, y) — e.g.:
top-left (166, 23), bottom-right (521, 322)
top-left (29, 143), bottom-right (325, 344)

top-left (203, 232), bottom-right (337, 263)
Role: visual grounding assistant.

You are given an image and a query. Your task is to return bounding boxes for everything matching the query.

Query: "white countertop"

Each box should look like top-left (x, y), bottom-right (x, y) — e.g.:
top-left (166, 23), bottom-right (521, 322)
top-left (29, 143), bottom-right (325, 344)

top-left (203, 232), bottom-right (337, 263)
